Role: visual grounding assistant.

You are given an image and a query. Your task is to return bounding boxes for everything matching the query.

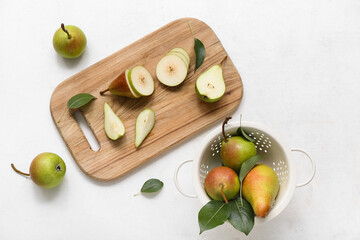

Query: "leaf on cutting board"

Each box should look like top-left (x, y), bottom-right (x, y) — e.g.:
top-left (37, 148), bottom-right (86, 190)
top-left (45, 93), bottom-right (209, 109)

top-left (187, 22), bottom-right (206, 72)
top-left (228, 197), bottom-right (255, 235)
top-left (198, 200), bottom-right (231, 234)
top-left (67, 93), bottom-right (96, 109)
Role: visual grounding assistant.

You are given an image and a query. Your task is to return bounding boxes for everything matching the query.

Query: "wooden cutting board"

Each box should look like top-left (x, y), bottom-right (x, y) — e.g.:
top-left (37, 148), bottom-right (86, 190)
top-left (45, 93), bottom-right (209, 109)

top-left (50, 18), bottom-right (243, 181)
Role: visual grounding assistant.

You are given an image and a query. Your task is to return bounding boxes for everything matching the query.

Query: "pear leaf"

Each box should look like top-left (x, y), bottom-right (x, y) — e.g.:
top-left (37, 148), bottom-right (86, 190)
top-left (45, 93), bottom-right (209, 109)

top-left (198, 200), bottom-right (231, 234)
top-left (67, 93), bottom-right (96, 109)
top-left (236, 115), bottom-right (254, 142)
top-left (228, 197), bottom-right (255, 235)
top-left (194, 38), bottom-right (205, 72)
top-left (140, 178), bottom-right (163, 193)
top-left (239, 155), bottom-right (263, 182)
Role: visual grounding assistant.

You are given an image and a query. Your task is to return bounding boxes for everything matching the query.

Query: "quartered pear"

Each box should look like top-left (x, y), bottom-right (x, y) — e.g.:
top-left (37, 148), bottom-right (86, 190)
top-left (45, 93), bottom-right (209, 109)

top-left (195, 64), bottom-right (226, 102)
top-left (242, 164), bottom-right (280, 218)
top-left (135, 108), bottom-right (155, 147)
top-left (104, 103), bottom-right (125, 140)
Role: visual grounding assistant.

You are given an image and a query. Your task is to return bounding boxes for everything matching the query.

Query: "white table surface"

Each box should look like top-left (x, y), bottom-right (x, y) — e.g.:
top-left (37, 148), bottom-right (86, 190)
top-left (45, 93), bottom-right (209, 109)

top-left (1, 0), bottom-right (359, 239)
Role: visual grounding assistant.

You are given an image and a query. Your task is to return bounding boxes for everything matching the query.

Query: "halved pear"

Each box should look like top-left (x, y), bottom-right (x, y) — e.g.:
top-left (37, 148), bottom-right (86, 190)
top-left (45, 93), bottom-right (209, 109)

top-left (104, 103), bottom-right (125, 140)
top-left (128, 66), bottom-right (155, 96)
top-left (195, 64), bottom-right (226, 102)
top-left (125, 69), bottom-right (141, 98)
top-left (167, 52), bottom-right (189, 68)
top-left (135, 108), bottom-right (155, 147)
top-left (170, 47), bottom-right (190, 64)
top-left (156, 54), bottom-right (188, 87)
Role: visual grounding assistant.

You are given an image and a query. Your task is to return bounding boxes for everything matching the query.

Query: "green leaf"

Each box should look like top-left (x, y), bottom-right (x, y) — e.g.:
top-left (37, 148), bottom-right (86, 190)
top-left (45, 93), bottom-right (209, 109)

top-left (236, 115), bottom-right (254, 142)
top-left (67, 93), bottom-right (96, 109)
top-left (239, 155), bottom-right (263, 182)
top-left (198, 200), bottom-right (231, 234)
top-left (140, 178), bottom-right (164, 193)
top-left (194, 38), bottom-right (205, 72)
top-left (228, 197), bottom-right (255, 235)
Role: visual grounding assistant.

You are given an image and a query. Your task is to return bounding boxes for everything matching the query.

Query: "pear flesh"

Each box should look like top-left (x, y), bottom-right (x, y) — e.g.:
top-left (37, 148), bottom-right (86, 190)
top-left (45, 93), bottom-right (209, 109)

top-left (195, 65), bottom-right (226, 102)
top-left (135, 108), bottom-right (155, 147)
top-left (242, 164), bottom-right (280, 218)
top-left (170, 47), bottom-right (190, 65)
top-left (156, 52), bottom-right (189, 87)
top-left (104, 103), bottom-right (125, 140)
top-left (128, 66), bottom-right (155, 96)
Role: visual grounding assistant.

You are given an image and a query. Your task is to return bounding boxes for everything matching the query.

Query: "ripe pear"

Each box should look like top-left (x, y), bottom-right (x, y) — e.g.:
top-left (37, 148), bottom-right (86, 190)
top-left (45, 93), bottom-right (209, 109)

top-left (221, 136), bottom-right (257, 172)
top-left (242, 164), bottom-right (280, 218)
top-left (101, 71), bottom-right (138, 98)
top-left (11, 152), bottom-right (66, 189)
top-left (204, 166), bottom-right (240, 203)
top-left (53, 23), bottom-right (87, 59)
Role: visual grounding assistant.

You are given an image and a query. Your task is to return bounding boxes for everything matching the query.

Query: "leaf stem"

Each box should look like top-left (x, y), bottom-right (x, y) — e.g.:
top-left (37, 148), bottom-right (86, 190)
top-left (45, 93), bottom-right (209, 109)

top-left (99, 88), bottom-right (109, 95)
top-left (134, 192), bottom-right (141, 197)
top-left (220, 56), bottom-right (227, 65)
top-left (187, 21), bottom-right (195, 38)
top-left (57, 107), bottom-right (67, 123)
top-left (61, 23), bottom-right (71, 39)
top-left (222, 116), bottom-right (232, 142)
top-left (220, 185), bottom-right (229, 204)
top-left (11, 164), bottom-right (30, 176)
top-left (240, 185), bottom-right (244, 206)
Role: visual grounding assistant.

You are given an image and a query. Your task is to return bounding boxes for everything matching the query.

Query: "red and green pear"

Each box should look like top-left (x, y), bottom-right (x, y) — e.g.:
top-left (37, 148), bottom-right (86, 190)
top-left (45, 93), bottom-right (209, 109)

top-left (242, 164), bottom-right (280, 218)
top-left (204, 166), bottom-right (240, 203)
top-left (221, 136), bottom-right (257, 172)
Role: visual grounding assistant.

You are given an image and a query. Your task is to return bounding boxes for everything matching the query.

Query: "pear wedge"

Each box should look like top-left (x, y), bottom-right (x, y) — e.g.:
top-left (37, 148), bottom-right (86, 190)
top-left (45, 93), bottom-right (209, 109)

top-left (195, 64), bottom-right (226, 102)
top-left (135, 108), bottom-right (155, 147)
top-left (128, 66), bottom-right (155, 96)
top-left (104, 103), bottom-right (125, 140)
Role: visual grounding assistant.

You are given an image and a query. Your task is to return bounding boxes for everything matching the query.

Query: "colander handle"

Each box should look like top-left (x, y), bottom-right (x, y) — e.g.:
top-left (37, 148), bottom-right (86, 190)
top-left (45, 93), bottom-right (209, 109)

top-left (291, 148), bottom-right (316, 188)
top-left (174, 160), bottom-right (197, 198)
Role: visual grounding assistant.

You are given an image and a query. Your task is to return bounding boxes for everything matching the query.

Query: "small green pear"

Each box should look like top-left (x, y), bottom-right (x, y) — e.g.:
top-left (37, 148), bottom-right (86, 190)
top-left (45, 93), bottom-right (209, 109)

top-left (104, 103), bottom-right (125, 140)
top-left (242, 164), bottom-right (280, 218)
top-left (11, 152), bottom-right (66, 189)
top-left (195, 64), bottom-right (226, 102)
top-left (53, 23), bottom-right (87, 59)
top-left (204, 166), bottom-right (240, 202)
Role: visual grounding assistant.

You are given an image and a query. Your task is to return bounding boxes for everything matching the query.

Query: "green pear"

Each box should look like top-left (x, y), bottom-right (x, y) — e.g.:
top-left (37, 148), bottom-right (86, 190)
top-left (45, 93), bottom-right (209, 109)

top-left (53, 23), bottom-right (87, 59)
top-left (104, 103), bottom-right (125, 140)
top-left (11, 152), bottom-right (66, 189)
top-left (204, 166), bottom-right (240, 202)
top-left (195, 64), bottom-right (226, 102)
top-left (242, 164), bottom-right (280, 218)
top-left (221, 136), bottom-right (257, 172)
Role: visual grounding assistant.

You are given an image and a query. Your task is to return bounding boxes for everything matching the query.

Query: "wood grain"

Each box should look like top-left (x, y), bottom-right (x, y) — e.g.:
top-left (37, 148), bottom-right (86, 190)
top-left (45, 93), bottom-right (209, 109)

top-left (50, 18), bottom-right (243, 181)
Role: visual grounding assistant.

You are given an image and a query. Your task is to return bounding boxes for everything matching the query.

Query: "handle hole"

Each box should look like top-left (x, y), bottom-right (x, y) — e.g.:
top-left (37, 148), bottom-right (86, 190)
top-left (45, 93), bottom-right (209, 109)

top-left (74, 111), bottom-right (100, 151)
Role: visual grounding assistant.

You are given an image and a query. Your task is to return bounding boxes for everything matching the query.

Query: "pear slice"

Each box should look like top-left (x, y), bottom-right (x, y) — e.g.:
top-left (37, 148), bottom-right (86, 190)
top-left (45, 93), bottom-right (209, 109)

top-left (125, 69), bottom-right (141, 98)
top-left (135, 108), bottom-right (155, 147)
top-left (195, 64), bottom-right (226, 102)
top-left (128, 66), bottom-right (155, 96)
top-left (104, 103), bottom-right (125, 140)
top-left (156, 54), bottom-right (188, 87)
top-left (167, 52), bottom-right (189, 68)
top-left (170, 47), bottom-right (190, 64)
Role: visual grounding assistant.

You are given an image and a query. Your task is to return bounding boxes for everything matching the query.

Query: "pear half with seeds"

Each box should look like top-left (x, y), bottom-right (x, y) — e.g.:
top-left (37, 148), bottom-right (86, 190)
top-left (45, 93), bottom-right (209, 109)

top-left (195, 64), bottom-right (226, 102)
top-left (104, 103), bottom-right (125, 140)
top-left (135, 108), bottom-right (155, 147)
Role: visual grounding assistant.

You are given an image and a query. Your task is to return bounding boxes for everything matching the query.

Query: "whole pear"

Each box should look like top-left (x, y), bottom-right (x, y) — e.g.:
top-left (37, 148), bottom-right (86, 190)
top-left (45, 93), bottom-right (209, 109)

top-left (204, 166), bottom-right (240, 203)
top-left (12, 152), bottom-right (66, 189)
top-left (53, 23), bottom-right (87, 59)
top-left (242, 164), bottom-right (279, 218)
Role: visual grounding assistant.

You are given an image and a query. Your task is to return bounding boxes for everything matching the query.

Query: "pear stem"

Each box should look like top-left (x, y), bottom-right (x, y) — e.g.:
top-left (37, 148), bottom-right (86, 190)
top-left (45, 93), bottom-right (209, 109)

top-left (220, 184), bottom-right (229, 204)
top-left (99, 89), bottom-right (109, 95)
top-left (220, 56), bottom-right (227, 65)
top-left (187, 21), bottom-right (195, 38)
top-left (222, 116), bottom-right (232, 142)
top-left (61, 23), bottom-right (71, 39)
top-left (11, 164), bottom-right (30, 177)
top-left (57, 107), bottom-right (67, 123)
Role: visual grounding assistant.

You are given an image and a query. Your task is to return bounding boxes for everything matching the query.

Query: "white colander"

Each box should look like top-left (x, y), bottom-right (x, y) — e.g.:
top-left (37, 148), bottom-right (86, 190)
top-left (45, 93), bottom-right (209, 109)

top-left (174, 121), bottom-right (316, 224)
